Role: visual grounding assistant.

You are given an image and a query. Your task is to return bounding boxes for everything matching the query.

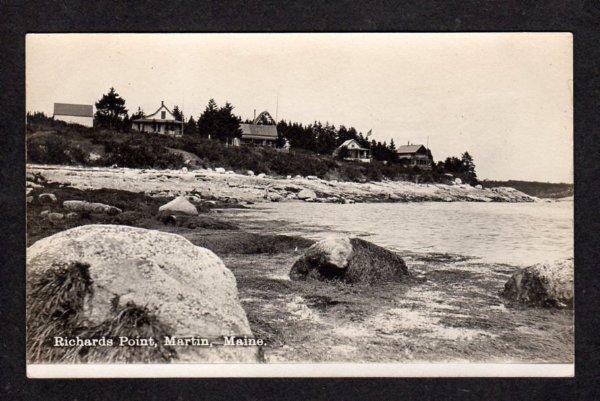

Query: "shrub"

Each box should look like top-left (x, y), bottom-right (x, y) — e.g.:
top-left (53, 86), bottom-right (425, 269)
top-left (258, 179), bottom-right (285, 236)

top-left (27, 133), bottom-right (88, 165)
top-left (100, 138), bottom-right (185, 169)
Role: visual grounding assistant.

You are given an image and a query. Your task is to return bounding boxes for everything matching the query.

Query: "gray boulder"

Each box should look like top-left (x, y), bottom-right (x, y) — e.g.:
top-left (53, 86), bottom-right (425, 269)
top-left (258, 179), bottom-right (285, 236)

top-left (297, 189), bottom-right (317, 200)
top-left (502, 258), bottom-right (573, 308)
top-left (47, 212), bottom-right (64, 223)
top-left (158, 196), bottom-right (198, 216)
top-left (38, 193), bottom-right (57, 204)
top-left (63, 200), bottom-right (122, 215)
top-left (26, 225), bottom-right (259, 363)
top-left (290, 236), bottom-right (408, 284)
top-left (65, 212), bottom-right (79, 220)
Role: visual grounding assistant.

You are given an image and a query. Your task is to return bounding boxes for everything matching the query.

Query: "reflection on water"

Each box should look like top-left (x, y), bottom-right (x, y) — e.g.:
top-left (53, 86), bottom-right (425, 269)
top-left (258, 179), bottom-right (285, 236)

top-left (223, 201), bottom-right (573, 266)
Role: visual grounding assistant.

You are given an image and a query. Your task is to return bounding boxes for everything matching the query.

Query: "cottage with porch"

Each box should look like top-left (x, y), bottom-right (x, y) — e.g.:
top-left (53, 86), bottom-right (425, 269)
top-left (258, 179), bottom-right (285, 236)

top-left (333, 139), bottom-right (372, 163)
top-left (233, 110), bottom-right (278, 147)
top-left (396, 144), bottom-right (433, 169)
top-left (131, 101), bottom-right (183, 136)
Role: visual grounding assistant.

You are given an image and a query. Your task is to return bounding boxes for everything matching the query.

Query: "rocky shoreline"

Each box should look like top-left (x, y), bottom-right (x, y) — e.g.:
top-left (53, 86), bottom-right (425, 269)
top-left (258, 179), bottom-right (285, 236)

top-left (25, 173), bottom-right (573, 364)
top-left (27, 164), bottom-right (537, 204)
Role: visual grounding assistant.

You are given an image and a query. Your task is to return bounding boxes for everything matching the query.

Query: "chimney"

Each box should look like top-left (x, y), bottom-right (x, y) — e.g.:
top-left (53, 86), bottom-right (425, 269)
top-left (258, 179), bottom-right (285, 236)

top-left (254, 109), bottom-right (256, 120)
top-left (161, 100), bottom-right (164, 106)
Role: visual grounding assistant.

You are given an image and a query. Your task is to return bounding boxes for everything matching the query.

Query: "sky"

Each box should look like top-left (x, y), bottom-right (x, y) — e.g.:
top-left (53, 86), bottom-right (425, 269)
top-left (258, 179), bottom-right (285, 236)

top-left (26, 33), bottom-right (572, 182)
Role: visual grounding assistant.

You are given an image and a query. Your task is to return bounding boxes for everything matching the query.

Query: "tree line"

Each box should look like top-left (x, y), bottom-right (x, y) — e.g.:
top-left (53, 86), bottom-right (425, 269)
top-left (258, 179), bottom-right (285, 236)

top-left (92, 87), bottom-right (477, 183)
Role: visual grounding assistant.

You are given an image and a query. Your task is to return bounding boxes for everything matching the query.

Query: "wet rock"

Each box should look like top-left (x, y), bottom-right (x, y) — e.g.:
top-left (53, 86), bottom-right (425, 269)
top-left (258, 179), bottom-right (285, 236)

top-left (161, 214), bottom-right (238, 230)
top-left (114, 211), bottom-right (144, 226)
top-left (181, 167), bottom-right (188, 173)
top-left (290, 236), bottom-right (408, 284)
top-left (307, 175), bottom-right (319, 180)
top-left (268, 194), bottom-right (283, 202)
top-left (158, 196), bottom-right (198, 216)
top-left (27, 182), bottom-right (43, 189)
top-left (215, 167), bottom-right (226, 174)
top-left (65, 212), bottom-right (79, 221)
top-left (47, 212), bottom-right (64, 223)
top-left (26, 225), bottom-right (259, 363)
top-left (63, 200), bottom-right (122, 215)
top-left (475, 184), bottom-right (483, 189)
top-left (38, 193), bottom-right (57, 204)
top-left (454, 178), bottom-right (462, 185)
top-left (297, 189), bottom-right (317, 200)
top-left (246, 170), bottom-right (255, 176)
top-left (257, 173), bottom-right (266, 178)
top-left (502, 258), bottom-right (573, 308)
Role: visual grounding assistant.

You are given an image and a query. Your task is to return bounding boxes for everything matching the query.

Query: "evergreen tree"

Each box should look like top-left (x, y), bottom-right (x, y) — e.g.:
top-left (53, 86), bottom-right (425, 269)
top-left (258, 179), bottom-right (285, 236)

top-left (197, 99), bottom-right (219, 139)
top-left (130, 107), bottom-right (145, 121)
top-left (215, 102), bottom-right (242, 142)
top-left (172, 105), bottom-right (183, 121)
top-left (94, 87), bottom-right (128, 130)
top-left (183, 116), bottom-right (198, 136)
top-left (461, 151), bottom-right (478, 184)
top-left (196, 99), bottom-right (241, 142)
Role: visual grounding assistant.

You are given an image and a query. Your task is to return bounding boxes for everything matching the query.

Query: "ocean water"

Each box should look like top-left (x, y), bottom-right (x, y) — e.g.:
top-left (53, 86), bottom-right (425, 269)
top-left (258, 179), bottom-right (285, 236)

top-left (223, 200), bottom-right (573, 266)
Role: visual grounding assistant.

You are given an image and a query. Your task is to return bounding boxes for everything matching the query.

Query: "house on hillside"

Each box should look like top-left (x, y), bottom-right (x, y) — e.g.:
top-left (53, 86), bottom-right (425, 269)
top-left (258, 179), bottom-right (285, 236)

top-left (131, 101), bottom-right (183, 136)
top-left (333, 139), bottom-right (371, 163)
top-left (53, 103), bottom-right (94, 127)
top-left (396, 144), bottom-right (433, 170)
top-left (233, 110), bottom-right (278, 147)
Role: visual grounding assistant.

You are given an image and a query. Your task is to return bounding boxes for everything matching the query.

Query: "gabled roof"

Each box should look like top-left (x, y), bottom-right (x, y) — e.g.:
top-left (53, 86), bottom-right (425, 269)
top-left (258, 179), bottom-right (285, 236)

top-left (336, 139), bottom-right (368, 151)
top-left (240, 123), bottom-right (278, 140)
top-left (53, 103), bottom-right (93, 117)
top-left (134, 101), bottom-right (178, 122)
top-left (396, 144), bottom-right (426, 154)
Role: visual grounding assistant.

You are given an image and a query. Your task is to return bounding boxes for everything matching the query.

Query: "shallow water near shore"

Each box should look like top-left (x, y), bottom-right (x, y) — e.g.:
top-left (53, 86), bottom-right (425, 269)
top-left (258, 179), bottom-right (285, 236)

top-left (222, 200), bottom-right (573, 266)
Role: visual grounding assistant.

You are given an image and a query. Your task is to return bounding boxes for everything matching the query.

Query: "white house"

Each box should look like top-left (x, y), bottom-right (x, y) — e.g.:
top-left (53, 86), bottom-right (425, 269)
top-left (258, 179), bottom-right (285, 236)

top-left (53, 103), bottom-right (94, 127)
top-left (333, 139), bottom-right (371, 163)
top-left (131, 101), bottom-right (183, 136)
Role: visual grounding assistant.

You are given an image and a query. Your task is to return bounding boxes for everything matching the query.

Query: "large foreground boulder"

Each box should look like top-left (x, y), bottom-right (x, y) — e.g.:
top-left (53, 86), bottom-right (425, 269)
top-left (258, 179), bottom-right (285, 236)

top-left (26, 225), bottom-right (259, 363)
top-left (501, 258), bottom-right (573, 308)
top-left (290, 236), bottom-right (408, 284)
top-left (158, 196), bottom-right (198, 216)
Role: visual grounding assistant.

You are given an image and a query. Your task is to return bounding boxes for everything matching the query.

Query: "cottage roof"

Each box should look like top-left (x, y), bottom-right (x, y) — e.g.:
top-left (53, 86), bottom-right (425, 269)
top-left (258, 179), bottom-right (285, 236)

top-left (133, 101), bottom-right (179, 123)
top-left (131, 118), bottom-right (183, 124)
top-left (53, 103), bottom-right (93, 118)
top-left (337, 139), bottom-right (368, 151)
top-left (240, 123), bottom-right (278, 140)
top-left (396, 144), bottom-right (426, 154)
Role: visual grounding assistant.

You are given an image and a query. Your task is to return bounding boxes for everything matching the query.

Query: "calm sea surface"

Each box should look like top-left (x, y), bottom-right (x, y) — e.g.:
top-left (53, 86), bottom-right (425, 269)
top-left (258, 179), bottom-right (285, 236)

top-left (223, 201), bottom-right (573, 266)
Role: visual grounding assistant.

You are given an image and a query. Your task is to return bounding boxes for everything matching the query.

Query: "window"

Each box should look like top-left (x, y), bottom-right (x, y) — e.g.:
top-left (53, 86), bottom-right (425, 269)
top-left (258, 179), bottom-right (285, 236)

top-left (161, 111), bottom-right (166, 119)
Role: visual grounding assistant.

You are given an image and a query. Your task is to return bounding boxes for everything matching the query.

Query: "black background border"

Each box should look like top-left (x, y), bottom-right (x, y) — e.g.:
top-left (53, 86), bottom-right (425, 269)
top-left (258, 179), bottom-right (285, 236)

top-left (1, 1), bottom-right (598, 400)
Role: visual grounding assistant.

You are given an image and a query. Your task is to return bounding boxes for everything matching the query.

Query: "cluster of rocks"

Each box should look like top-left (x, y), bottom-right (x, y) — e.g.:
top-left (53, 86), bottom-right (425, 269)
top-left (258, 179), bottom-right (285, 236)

top-left (289, 236), bottom-right (572, 310)
top-left (34, 190), bottom-right (124, 225)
